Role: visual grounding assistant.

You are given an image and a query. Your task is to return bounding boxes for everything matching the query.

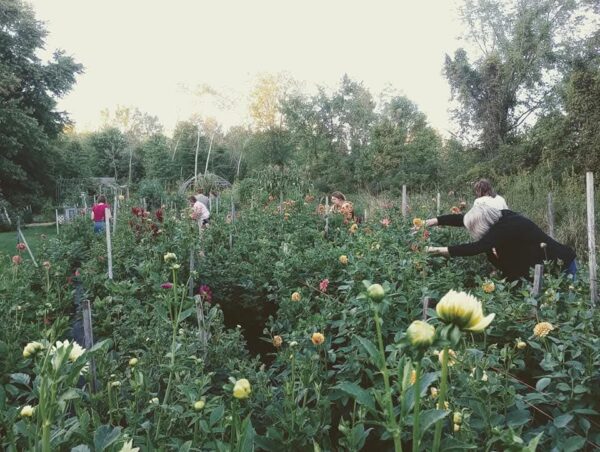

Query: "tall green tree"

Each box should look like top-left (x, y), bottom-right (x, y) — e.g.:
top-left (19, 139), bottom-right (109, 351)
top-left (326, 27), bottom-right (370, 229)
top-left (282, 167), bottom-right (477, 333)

top-left (0, 0), bottom-right (82, 207)
top-left (444, 0), bottom-right (583, 157)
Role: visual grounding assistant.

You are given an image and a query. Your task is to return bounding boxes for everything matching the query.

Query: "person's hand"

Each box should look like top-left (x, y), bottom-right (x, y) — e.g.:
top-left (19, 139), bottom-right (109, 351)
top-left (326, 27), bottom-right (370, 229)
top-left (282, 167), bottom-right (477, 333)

top-left (426, 246), bottom-right (449, 257)
top-left (425, 218), bottom-right (438, 227)
top-left (412, 218), bottom-right (438, 234)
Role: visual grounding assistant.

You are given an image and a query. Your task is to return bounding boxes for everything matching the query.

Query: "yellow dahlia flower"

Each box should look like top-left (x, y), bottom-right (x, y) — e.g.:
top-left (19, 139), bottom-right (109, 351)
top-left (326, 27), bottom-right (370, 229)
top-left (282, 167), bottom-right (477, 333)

top-left (163, 252), bottom-right (177, 263)
top-left (291, 292), bottom-right (301, 302)
top-left (272, 335), bottom-right (283, 348)
top-left (233, 378), bottom-right (252, 399)
top-left (339, 255), bottom-right (349, 265)
top-left (311, 332), bottom-right (325, 345)
top-left (20, 405), bottom-right (34, 417)
top-left (533, 322), bottom-right (554, 338)
top-left (413, 218), bottom-right (424, 229)
top-left (482, 281), bottom-right (495, 293)
top-left (436, 290), bottom-right (495, 332)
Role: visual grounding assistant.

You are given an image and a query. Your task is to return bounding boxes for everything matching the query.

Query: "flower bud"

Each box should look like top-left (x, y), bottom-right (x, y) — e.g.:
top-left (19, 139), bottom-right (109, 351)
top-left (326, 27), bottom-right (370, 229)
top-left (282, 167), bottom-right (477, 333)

top-left (129, 357), bottom-right (139, 367)
top-left (367, 284), bottom-right (385, 302)
top-left (516, 341), bottom-right (526, 350)
top-left (453, 412), bottom-right (462, 424)
top-left (194, 400), bottom-right (205, 411)
top-left (406, 320), bottom-right (435, 348)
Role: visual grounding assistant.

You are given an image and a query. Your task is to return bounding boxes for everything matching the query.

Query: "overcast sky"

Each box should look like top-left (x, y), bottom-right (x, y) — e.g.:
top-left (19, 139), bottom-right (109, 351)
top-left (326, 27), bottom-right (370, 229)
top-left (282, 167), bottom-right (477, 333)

top-left (28, 0), bottom-right (464, 136)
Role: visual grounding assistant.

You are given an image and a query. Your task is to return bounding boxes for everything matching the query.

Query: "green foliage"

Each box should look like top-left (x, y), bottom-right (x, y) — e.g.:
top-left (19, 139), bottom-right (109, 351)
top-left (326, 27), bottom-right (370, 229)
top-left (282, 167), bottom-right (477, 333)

top-left (0, 0), bottom-right (82, 208)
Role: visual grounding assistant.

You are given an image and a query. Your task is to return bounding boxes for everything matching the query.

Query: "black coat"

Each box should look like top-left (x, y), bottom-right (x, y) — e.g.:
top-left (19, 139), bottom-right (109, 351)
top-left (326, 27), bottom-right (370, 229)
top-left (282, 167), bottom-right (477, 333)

top-left (437, 210), bottom-right (576, 281)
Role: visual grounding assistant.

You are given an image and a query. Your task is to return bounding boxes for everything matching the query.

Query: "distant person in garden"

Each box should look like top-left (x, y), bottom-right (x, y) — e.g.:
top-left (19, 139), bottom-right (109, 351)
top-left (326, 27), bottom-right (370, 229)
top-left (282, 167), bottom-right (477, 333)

top-left (425, 204), bottom-right (576, 281)
top-left (91, 195), bottom-right (110, 233)
top-left (189, 195), bottom-right (210, 229)
top-left (330, 191), bottom-right (354, 223)
top-left (195, 189), bottom-right (210, 209)
top-left (473, 178), bottom-right (508, 210)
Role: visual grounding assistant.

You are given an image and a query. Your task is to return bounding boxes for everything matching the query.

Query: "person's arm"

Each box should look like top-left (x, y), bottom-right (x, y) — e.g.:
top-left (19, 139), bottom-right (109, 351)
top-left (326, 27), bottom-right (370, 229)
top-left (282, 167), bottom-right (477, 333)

top-left (91, 207), bottom-right (95, 221)
top-left (447, 232), bottom-right (495, 257)
top-left (436, 214), bottom-right (465, 227)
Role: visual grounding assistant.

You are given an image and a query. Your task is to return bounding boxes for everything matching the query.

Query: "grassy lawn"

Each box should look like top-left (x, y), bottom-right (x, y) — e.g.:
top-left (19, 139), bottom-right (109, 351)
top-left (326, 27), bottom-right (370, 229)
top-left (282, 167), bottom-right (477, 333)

top-left (0, 225), bottom-right (57, 261)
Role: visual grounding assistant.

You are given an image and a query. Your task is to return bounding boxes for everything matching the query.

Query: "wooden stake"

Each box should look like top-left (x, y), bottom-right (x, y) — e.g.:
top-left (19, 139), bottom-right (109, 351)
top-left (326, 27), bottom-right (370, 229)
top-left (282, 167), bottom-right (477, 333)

top-left (112, 194), bottom-right (118, 233)
top-left (195, 296), bottom-right (209, 358)
top-left (3, 206), bottom-right (11, 225)
top-left (17, 227), bottom-right (38, 267)
top-left (325, 196), bottom-right (329, 235)
top-left (189, 249), bottom-right (195, 298)
top-left (402, 185), bottom-right (408, 218)
top-left (55, 209), bottom-right (59, 235)
top-left (422, 297), bottom-right (433, 320)
top-left (547, 192), bottom-right (555, 239)
top-left (532, 264), bottom-right (544, 297)
top-left (586, 172), bottom-right (597, 306)
top-left (105, 209), bottom-right (113, 280)
top-left (436, 193), bottom-right (441, 217)
top-left (82, 299), bottom-right (97, 393)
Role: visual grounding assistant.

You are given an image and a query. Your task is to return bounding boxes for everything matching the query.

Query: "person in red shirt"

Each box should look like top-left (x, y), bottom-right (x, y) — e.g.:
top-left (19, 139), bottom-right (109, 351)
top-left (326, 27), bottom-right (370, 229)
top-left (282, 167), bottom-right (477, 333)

top-left (91, 195), bottom-right (110, 233)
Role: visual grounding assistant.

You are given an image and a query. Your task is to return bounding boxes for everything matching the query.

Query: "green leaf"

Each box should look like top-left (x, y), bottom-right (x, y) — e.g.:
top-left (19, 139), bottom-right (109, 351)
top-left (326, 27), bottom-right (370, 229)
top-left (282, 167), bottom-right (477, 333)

top-left (523, 432), bottom-right (543, 452)
top-left (93, 425), bottom-right (122, 452)
top-left (506, 409), bottom-right (531, 427)
top-left (335, 381), bottom-right (376, 411)
top-left (239, 414), bottom-right (255, 452)
top-left (562, 436), bottom-right (586, 452)
top-left (210, 405), bottom-right (225, 427)
top-left (554, 413), bottom-right (573, 428)
top-left (402, 372), bottom-right (439, 413)
top-left (439, 437), bottom-right (478, 450)
top-left (70, 446), bottom-right (91, 452)
top-left (59, 388), bottom-right (82, 403)
top-left (535, 377), bottom-right (551, 392)
top-left (179, 440), bottom-right (192, 452)
top-left (10, 373), bottom-right (30, 386)
top-left (355, 335), bottom-right (382, 367)
top-left (419, 409), bottom-right (449, 438)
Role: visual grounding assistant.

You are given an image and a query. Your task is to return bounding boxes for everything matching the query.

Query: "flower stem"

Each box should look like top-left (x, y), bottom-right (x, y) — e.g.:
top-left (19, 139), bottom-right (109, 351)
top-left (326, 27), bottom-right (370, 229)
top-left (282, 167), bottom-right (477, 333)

top-left (412, 360), bottom-right (422, 452)
top-left (373, 305), bottom-right (402, 452)
top-left (432, 346), bottom-right (449, 452)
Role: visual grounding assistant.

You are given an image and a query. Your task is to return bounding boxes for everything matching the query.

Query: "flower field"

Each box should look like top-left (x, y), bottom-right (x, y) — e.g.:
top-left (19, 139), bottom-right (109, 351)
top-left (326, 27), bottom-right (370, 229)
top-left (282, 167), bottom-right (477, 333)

top-left (1, 191), bottom-right (599, 451)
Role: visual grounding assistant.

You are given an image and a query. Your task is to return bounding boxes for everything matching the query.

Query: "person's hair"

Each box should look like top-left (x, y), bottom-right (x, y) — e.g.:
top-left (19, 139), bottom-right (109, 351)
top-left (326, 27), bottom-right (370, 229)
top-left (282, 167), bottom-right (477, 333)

top-left (463, 204), bottom-right (502, 240)
top-left (474, 179), bottom-right (496, 198)
top-left (331, 191), bottom-right (346, 201)
top-left (188, 195), bottom-right (197, 203)
top-left (97, 195), bottom-right (106, 203)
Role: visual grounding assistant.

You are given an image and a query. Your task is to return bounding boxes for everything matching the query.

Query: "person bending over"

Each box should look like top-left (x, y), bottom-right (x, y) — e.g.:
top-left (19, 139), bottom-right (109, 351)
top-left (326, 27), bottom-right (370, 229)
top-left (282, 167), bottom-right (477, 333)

top-left (425, 204), bottom-right (576, 281)
top-left (473, 178), bottom-right (508, 210)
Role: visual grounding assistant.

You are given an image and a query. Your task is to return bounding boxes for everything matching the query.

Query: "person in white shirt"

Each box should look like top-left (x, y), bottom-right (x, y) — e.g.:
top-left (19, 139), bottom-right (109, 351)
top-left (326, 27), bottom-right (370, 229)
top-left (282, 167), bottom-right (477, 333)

top-left (188, 195), bottom-right (210, 228)
top-left (473, 179), bottom-right (508, 210)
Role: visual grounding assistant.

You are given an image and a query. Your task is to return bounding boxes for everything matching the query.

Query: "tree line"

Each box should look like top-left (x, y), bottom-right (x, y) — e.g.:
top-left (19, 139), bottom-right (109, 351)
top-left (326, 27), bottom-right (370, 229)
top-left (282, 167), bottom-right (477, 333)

top-left (1, 0), bottom-right (599, 212)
